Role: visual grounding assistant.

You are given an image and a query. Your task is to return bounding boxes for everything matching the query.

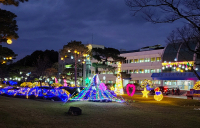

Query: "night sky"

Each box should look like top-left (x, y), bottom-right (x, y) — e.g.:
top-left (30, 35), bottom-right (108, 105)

top-left (1, 0), bottom-right (184, 61)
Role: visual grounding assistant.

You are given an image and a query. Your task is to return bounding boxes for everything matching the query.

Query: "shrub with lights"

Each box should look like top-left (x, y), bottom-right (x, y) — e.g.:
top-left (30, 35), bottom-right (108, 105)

top-left (141, 79), bottom-right (154, 98)
top-left (0, 83), bottom-right (70, 101)
top-left (70, 74), bottom-right (123, 102)
top-left (193, 81), bottom-right (200, 90)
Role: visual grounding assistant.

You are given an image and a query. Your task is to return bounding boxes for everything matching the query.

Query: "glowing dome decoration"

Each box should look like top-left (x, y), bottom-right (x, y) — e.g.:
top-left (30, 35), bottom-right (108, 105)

top-left (126, 84), bottom-right (135, 96)
top-left (63, 79), bottom-right (68, 86)
top-left (154, 87), bottom-right (163, 101)
top-left (114, 62), bottom-right (124, 95)
top-left (142, 88), bottom-right (149, 98)
top-left (193, 81), bottom-right (200, 90)
top-left (70, 74), bottom-right (123, 102)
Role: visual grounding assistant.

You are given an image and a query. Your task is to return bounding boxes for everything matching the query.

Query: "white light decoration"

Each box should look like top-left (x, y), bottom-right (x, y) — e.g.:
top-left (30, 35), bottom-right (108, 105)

top-left (174, 58), bottom-right (177, 61)
top-left (179, 65), bottom-right (181, 67)
top-left (195, 68), bottom-right (198, 70)
top-left (71, 56), bottom-right (73, 59)
top-left (162, 67), bottom-right (165, 69)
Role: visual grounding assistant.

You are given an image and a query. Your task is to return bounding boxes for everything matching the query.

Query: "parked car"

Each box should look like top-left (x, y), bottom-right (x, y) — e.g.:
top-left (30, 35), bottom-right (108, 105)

top-left (150, 86), bottom-right (170, 95)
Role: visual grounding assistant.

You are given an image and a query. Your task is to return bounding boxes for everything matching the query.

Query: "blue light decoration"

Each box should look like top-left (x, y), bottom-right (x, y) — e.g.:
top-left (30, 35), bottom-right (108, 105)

top-left (0, 86), bottom-right (70, 101)
top-left (70, 74), bottom-right (124, 102)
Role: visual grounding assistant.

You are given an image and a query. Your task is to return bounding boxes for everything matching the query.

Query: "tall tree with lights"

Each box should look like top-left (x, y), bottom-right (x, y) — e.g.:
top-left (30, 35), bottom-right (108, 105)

top-left (60, 40), bottom-right (89, 87)
top-left (0, 0), bottom-right (28, 44)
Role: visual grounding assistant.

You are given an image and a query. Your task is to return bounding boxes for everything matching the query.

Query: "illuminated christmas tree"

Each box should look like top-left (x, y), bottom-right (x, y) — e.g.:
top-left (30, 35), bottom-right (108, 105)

top-left (114, 62), bottom-right (124, 95)
top-left (70, 74), bottom-right (123, 102)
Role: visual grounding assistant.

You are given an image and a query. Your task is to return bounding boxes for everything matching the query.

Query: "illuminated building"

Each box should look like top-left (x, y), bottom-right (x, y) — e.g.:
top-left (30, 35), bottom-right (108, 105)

top-left (151, 42), bottom-right (199, 90)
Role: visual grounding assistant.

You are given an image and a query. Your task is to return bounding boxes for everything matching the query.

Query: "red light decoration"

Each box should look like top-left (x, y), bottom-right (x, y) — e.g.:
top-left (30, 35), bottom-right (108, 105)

top-left (126, 84), bottom-right (136, 96)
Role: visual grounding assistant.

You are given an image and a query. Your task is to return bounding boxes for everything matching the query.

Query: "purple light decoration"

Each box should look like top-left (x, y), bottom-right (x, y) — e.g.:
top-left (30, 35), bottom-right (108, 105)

top-left (63, 79), bottom-right (67, 86)
top-left (99, 83), bottom-right (107, 91)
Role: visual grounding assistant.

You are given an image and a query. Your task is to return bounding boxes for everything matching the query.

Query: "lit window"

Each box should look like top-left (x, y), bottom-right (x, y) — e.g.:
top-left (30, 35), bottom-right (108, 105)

top-left (144, 58), bottom-right (150, 62)
top-left (150, 69), bottom-right (155, 73)
top-left (139, 69), bottom-right (144, 73)
top-left (130, 59), bottom-right (133, 63)
top-left (139, 58), bottom-right (144, 63)
top-left (157, 69), bottom-right (161, 73)
top-left (134, 59), bottom-right (139, 63)
top-left (129, 70), bottom-right (133, 73)
top-left (151, 57), bottom-right (155, 62)
top-left (134, 69), bottom-right (138, 73)
top-left (156, 57), bottom-right (161, 61)
top-left (145, 69), bottom-right (150, 73)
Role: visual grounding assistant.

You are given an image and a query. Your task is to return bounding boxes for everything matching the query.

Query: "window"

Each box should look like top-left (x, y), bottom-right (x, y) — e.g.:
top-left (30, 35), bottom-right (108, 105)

top-left (122, 70), bottom-right (126, 72)
top-left (106, 71), bottom-right (110, 74)
top-left (144, 58), bottom-right (150, 62)
top-left (150, 69), bottom-right (155, 73)
top-left (139, 58), bottom-right (144, 63)
top-left (157, 69), bottom-right (161, 73)
top-left (145, 69), bottom-right (150, 73)
top-left (108, 80), bottom-right (113, 84)
top-left (102, 71), bottom-right (106, 74)
top-left (134, 59), bottom-right (139, 63)
top-left (134, 69), bottom-right (138, 73)
top-left (129, 70), bottom-right (133, 73)
top-left (92, 71), bottom-right (95, 74)
top-left (151, 57), bottom-right (155, 62)
top-left (139, 69), bottom-right (144, 73)
top-left (157, 57), bottom-right (161, 61)
top-left (130, 59), bottom-right (133, 63)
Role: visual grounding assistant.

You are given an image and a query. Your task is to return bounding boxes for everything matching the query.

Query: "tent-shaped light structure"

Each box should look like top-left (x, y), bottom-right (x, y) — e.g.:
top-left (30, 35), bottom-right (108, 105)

top-left (70, 74), bottom-right (123, 102)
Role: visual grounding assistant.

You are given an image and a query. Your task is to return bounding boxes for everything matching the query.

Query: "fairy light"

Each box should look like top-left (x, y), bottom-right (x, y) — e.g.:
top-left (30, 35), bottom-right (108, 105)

top-left (114, 62), bottom-right (124, 95)
top-left (142, 88), bottom-right (149, 98)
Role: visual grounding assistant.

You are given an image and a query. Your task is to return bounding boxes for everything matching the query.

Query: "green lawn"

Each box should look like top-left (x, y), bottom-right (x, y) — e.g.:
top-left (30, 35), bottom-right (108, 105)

top-left (0, 94), bottom-right (200, 128)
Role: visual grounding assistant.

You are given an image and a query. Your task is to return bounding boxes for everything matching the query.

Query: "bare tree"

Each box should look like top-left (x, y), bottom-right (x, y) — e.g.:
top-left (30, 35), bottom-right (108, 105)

top-left (126, 0), bottom-right (200, 79)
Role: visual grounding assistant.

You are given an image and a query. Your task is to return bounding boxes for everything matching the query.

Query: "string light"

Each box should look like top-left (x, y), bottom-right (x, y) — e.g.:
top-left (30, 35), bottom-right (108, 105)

top-left (126, 84), bottom-right (135, 96)
top-left (142, 88), bottom-right (149, 98)
top-left (154, 87), bottom-right (163, 101)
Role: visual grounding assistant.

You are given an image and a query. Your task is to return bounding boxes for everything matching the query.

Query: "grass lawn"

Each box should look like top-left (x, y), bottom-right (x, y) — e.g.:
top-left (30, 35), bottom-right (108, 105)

top-left (0, 94), bottom-right (200, 128)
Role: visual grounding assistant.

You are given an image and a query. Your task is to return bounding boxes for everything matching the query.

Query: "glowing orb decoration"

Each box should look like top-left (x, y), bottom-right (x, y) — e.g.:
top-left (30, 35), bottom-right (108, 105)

top-left (154, 87), bottom-right (163, 101)
top-left (7, 38), bottom-right (12, 44)
top-left (193, 81), bottom-right (200, 90)
top-left (142, 88), bottom-right (149, 98)
top-left (126, 84), bottom-right (135, 96)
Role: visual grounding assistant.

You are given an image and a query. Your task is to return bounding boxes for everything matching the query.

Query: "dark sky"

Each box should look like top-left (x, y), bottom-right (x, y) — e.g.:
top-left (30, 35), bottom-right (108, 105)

top-left (1, 0), bottom-right (184, 61)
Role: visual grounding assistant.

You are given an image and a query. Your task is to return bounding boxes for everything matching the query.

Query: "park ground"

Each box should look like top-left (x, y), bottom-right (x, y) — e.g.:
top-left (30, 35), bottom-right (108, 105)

top-left (0, 94), bottom-right (200, 128)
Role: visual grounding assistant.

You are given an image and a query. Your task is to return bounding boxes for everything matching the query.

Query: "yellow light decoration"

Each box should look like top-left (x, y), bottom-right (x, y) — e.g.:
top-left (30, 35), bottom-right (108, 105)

top-left (110, 86), bottom-right (114, 91)
top-left (9, 57), bottom-right (12, 59)
top-left (154, 94), bottom-right (163, 101)
top-left (193, 81), bottom-right (200, 90)
top-left (61, 57), bottom-right (64, 60)
top-left (142, 88), bottom-right (149, 98)
top-left (7, 38), bottom-right (12, 44)
top-left (77, 52), bottom-right (80, 54)
top-left (140, 79), bottom-right (153, 88)
top-left (154, 87), bottom-right (163, 101)
top-left (65, 55), bottom-right (67, 58)
top-left (114, 62), bottom-right (124, 95)
top-left (74, 50), bottom-right (77, 53)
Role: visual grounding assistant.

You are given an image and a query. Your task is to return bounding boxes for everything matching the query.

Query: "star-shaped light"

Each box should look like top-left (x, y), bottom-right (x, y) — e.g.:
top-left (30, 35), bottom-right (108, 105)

top-left (85, 78), bottom-right (90, 85)
top-left (142, 88), bottom-right (149, 98)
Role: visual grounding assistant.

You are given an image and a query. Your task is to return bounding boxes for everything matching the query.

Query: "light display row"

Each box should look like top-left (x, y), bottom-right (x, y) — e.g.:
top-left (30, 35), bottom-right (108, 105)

top-left (162, 61), bottom-right (194, 72)
top-left (0, 86), bottom-right (70, 101)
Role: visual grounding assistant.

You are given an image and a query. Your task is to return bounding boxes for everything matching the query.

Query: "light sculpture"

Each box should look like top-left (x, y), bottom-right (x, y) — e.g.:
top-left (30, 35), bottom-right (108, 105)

top-left (114, 62), bottom-right (124, 95)
top-left (63, 79), bottom-right (68, 86)
top-left (193, 81), bottom-right (200, 90)
top-left (154, 87), bottom-right (163, 101)
top-left (142, 88), bottom-right (149, 98)
top-left (70, 74), bottom-right (123, 102)
top-left (126, 84), bottom-right (135, 96)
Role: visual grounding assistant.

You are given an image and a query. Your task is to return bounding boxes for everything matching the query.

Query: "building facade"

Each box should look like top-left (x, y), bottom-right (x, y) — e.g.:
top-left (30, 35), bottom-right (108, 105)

top-left (90, 46), bottom-right (164, 87)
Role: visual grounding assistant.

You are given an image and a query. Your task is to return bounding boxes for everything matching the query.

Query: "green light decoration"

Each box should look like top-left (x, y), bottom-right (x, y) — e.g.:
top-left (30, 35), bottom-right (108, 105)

top-left (85, 78), bottom-right (90, 86)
